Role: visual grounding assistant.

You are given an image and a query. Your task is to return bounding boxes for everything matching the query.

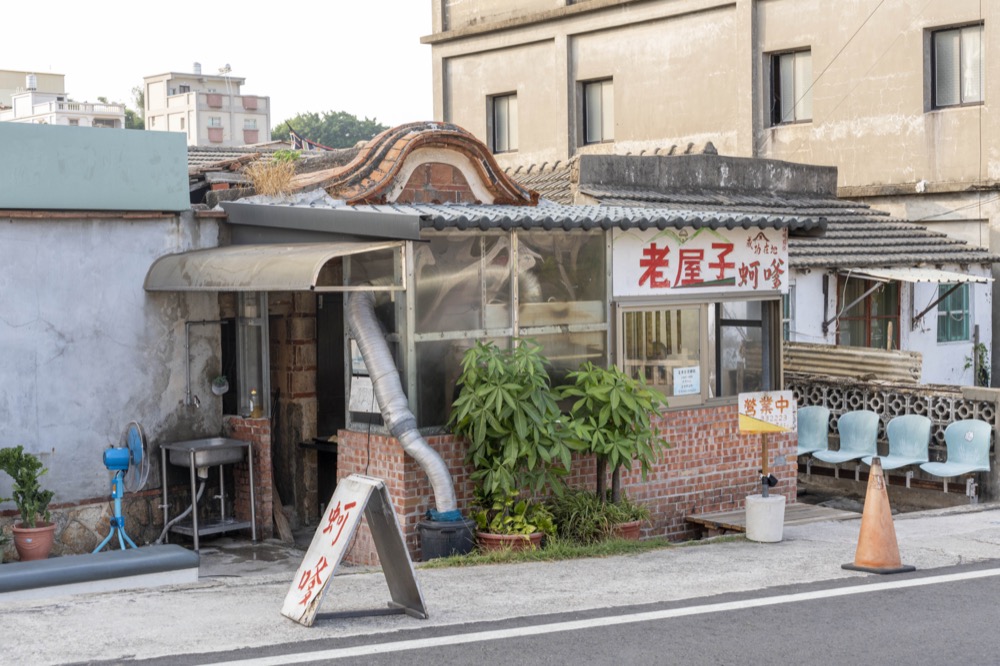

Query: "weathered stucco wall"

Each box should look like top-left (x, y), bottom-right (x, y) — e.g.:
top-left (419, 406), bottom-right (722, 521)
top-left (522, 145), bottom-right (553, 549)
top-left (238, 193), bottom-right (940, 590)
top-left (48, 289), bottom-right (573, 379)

top-left (0, 212), bottom-right (223, 507)
top-left (790, 265), bottom-right (993, 386)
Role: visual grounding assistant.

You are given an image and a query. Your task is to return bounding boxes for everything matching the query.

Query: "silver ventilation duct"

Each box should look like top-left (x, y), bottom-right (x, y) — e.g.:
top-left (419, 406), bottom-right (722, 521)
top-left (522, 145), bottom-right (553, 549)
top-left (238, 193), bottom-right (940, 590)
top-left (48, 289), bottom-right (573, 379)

top-left (346, 291), bottom-right (457, 513)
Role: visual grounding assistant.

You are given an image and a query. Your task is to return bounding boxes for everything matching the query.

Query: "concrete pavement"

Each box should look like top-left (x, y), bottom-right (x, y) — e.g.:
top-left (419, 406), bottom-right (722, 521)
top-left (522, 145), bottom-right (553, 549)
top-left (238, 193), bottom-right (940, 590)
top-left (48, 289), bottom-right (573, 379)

top-left (4, 503), bottom-right (1000, 665)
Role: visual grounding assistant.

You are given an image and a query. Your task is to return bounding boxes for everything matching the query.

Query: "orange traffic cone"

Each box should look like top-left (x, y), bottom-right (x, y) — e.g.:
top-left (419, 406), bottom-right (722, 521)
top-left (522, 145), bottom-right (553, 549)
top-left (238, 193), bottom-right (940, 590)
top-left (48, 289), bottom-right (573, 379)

top-left (842, 457), bottom-right (915, 574)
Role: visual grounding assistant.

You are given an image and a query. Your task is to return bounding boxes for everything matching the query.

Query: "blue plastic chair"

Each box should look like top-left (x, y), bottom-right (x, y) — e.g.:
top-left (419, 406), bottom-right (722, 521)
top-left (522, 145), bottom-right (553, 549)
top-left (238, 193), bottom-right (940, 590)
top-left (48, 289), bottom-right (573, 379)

top-left (813, 410), bottom-right (879, 479)
top-left (863, 414), bottom-right (930, 471)
top-left (920, 420), bottom-right (991, 499)
top-left (796, 406), bottom-right (830, 457)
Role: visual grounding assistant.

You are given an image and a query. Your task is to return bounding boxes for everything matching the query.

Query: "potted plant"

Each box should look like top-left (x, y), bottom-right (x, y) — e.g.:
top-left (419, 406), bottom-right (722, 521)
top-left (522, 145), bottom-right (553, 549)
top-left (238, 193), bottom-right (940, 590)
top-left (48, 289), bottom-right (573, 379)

top-left (211, 374), bottom-right (230, 396)
top-left (0, 446), bottom-right (56, 561)
top-left (559, 362), bottom-right (668, 536)
top-left (472, 490), bottom-right (556, 551)
top-left (449, 339), bottom-right (573, 549)
top-left (547, 488), bottom-right (651, 543)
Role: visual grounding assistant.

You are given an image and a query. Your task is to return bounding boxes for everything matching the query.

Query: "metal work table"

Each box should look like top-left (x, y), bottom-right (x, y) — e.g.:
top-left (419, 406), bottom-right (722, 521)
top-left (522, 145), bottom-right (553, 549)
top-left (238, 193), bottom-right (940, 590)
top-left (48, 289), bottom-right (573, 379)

top-left (160, 438), bottom-right (257, 551)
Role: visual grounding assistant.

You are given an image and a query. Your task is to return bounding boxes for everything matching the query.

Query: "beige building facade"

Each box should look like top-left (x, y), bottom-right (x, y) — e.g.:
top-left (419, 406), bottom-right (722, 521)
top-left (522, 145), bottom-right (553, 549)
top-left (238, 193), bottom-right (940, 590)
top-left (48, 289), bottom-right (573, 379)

top-left (0, 70), bottom-right (64, 108)
top-left (144, 65), bottom-right (271, 147)
top-left (0, 71), bottom-right (125, 128)
top-left (424, 0), bottom-right (998, 246)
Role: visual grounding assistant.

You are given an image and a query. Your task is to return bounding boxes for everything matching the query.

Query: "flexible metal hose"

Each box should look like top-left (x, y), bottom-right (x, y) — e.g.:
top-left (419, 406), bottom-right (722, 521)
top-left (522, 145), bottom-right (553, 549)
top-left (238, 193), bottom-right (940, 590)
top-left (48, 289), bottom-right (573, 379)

top-left (347, 290), bottom-right (458, 513)
top-left (155, 480), bottom-right (207, 544)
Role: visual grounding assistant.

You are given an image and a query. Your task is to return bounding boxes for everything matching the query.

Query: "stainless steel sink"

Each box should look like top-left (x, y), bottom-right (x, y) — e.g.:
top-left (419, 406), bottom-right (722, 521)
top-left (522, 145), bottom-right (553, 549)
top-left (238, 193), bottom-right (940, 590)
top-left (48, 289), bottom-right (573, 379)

top-left (164, 437), bottom-right (248, 468)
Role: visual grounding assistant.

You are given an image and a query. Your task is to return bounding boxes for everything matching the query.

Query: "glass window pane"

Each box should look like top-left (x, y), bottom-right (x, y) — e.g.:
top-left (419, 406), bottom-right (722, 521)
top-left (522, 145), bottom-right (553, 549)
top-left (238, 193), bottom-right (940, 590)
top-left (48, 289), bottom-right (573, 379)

top-left (508, 95), bottom-right (519, 150)
top-left (961, 26), bottom-right (983, 103)
top-left (719, 324), bottom-right (764, 397)
top-left (601, 80), bottom-right (614, 140)
top-left (842, 278), bottom-right (867, 318)
top-left (414, 234), bottom-right (511, 333)
top-left (935, 29), bottom-right (960, 107)
top-left (518, 231), bottom-right (606, 326)
top-left (532, 332), bottom-right (607, 386)
top-left (872, 282), bottom-right (899, 317)
top-left (779, 53), bottom-right (795, 122)
top-left (585, 82), bottom-right (603, 143)
top-left (937, 283), bottom-right (970, 342)
top-left (794, 51), bottom-right (812, 120)
top-left (493, 95), bottom-right (509, 152)
top-left (622, 308), bottom-right (701, 398)
top-left (418, 336), bottom-right (509, 427)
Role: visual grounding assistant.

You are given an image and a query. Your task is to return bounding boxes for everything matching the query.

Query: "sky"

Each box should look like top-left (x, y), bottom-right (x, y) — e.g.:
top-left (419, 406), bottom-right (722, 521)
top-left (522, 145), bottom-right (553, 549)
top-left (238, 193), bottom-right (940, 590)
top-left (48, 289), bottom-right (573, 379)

top-left (4, 1), bottom-right (434, 128)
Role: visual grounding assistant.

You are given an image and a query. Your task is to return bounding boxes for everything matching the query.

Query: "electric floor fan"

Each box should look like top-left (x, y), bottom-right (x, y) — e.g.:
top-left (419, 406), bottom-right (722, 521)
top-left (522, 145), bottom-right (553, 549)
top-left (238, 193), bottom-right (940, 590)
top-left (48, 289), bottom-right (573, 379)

top-left (93, 421), bottom-right (150, 552)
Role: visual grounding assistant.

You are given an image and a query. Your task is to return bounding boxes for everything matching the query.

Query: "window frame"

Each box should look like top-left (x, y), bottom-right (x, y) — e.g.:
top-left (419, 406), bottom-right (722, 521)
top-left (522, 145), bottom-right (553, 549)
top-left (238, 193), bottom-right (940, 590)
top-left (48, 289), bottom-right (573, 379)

top-left (931, 23), bottom-right (985, 109)
top-left (616, 295), bottom-right (780, 408)
top-left (581, 78), bottom-right (614, 145)
top-left (937, 282), bottom-right (970, 343)
top-left (836, 276), bottom-right (901, 350)
top-left (207, 116), bottom-right (222, 128)
top-left (489, 92), bottom-right (518, 154)
top-left (769, 48), bottom-right (813, 125)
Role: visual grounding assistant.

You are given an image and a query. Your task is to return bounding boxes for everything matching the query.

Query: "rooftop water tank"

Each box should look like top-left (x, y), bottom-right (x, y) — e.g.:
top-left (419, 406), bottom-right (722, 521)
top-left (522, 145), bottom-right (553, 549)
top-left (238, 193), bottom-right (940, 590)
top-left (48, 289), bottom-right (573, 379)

top-left (193, 62), bottom-right (202, 75)
top-left (25, 74), bottom-right (37, 91)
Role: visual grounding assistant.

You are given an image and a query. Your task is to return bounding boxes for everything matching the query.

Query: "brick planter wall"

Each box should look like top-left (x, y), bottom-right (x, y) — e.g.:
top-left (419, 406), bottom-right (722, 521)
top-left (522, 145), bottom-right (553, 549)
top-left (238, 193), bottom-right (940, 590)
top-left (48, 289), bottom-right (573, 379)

top-left (337, 403), bottom-right (796, 564)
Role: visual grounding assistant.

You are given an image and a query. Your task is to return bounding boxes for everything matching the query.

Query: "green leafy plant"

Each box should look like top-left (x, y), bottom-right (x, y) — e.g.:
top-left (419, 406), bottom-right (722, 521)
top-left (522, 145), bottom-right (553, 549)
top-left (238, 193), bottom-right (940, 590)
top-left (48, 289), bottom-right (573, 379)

top-left (0, 446), bottom-right (54, 528)
top-left (449, 339), bottom-right (573, 501)
top-left (547, 488), bottom-right (651, 544)
top-left (212, 374), bottom-right (228, 388)
top-left (964, 342), bottom-right (991, 387)
top-left (559, 362), bottom-right (669, 503)
top-left (471, 490), bottom-right (556, 537)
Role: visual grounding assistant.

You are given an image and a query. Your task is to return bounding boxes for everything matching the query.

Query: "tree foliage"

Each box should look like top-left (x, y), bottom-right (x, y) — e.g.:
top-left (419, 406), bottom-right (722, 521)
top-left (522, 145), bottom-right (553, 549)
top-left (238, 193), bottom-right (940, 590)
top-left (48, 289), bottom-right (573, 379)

top-left (559, 362), bottom-right (669, 503)
top-left (271, 110), bottom-right (388, 149)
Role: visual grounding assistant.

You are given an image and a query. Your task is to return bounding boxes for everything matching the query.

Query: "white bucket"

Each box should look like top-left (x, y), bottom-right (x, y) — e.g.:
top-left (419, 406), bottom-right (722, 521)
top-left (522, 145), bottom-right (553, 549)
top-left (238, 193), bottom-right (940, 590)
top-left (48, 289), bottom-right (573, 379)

top-left (745, 494), bottom-right (786, 543)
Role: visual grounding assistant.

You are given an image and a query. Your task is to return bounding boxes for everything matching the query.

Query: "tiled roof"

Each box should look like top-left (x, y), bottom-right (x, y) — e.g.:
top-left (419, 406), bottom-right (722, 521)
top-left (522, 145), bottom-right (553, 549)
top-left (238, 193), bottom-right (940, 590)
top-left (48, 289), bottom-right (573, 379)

top-left (319, 122), bottom-right (538, 205)
top-left (504, 161), bottom-right (575, 204)
top-left (503, 162), bottom-right (999, 269)
top-left (284, 200), bottom-right (825, 233)
top-left (592, 185), bottom-right (998, 268)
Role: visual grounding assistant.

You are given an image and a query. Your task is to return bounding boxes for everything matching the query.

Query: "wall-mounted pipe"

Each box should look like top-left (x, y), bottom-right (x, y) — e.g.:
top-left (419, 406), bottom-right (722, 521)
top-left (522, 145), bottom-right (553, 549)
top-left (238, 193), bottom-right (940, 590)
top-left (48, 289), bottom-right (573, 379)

top-left (347, 291), bottom-right (457, 513)
top-left (185, 320), bottom-right (228, 407)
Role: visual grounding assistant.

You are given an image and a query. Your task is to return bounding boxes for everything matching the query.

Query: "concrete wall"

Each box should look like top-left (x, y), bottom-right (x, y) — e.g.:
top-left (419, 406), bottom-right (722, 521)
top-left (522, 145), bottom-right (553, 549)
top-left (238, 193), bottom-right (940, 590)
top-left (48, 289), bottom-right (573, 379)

top-left (0, 211), bottom-right (223, 508)
top-left (0, 123), bottom-right (188, 211)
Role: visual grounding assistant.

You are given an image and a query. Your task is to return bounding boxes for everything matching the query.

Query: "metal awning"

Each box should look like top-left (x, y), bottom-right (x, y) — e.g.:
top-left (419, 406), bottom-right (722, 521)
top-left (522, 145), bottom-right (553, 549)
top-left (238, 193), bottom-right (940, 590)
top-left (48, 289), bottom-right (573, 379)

top-left (144, 241), bottom-right (405, 292)
top-left (845, 267), bottom-right (993, 284)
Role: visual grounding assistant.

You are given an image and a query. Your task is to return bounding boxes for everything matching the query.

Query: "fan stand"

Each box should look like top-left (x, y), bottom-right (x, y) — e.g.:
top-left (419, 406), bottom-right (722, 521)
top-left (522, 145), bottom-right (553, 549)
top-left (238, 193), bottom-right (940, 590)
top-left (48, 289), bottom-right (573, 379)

top-left (93, 471), bottom-right (139, 552)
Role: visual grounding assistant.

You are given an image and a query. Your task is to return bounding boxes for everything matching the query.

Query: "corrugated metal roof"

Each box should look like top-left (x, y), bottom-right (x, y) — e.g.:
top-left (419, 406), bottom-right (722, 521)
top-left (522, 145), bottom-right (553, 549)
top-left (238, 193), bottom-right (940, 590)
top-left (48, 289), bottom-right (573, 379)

top-left (144, 242), bottom-right (404, 292)
top-left (846, 267), bottom-right (992, 284)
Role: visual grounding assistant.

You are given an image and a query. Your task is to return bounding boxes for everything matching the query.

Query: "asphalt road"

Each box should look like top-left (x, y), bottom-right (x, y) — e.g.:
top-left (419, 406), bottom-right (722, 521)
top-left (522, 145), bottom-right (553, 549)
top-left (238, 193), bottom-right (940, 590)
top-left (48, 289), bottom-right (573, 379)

top-left (115, 560), bottom-right (1000, 666)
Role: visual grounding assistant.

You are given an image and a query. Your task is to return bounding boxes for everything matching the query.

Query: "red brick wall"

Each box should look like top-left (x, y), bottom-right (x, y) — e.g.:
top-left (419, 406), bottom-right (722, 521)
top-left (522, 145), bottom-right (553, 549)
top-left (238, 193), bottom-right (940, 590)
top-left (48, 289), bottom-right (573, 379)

top-left (337, 404), bottom-right (796, 564)
top-left (225, 416), bottom-right (274, 541)
top-left (395, 162), bottom-right (480, 205)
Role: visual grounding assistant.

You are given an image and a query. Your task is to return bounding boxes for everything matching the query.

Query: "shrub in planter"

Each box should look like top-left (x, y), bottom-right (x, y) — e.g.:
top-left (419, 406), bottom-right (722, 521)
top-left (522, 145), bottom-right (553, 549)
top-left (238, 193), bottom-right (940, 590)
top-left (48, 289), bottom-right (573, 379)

top-left (449, 339), bottom-right (573, 500)
top-left (547, 488), bottom-right (651, 544)
top-left (560, 362), bottom-right (669, 504)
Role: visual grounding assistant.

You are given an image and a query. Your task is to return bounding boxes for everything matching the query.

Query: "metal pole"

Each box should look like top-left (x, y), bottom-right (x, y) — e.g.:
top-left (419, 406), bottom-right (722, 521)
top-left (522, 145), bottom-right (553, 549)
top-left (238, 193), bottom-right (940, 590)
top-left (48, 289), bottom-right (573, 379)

top-left (761, 432), bottom-right (769, 498)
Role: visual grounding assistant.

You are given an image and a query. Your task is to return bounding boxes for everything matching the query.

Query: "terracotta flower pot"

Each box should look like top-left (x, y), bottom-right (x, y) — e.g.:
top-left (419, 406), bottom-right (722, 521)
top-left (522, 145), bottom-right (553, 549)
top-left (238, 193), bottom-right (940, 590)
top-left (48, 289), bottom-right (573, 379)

top-left (12, 521), bottom-right (56, 561)
top-left (476, 531), bottom-right (544, 553)
top-left (610, 520), bottom-right (643, 541)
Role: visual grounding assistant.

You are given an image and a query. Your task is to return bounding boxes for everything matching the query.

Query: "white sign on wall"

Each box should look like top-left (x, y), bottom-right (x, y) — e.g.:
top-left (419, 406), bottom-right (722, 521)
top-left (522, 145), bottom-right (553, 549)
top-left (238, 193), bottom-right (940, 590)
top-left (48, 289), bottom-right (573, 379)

top-left (672, 366), bottom-right (700, 396)
top-left (612, 227), bottom-right (789, 297)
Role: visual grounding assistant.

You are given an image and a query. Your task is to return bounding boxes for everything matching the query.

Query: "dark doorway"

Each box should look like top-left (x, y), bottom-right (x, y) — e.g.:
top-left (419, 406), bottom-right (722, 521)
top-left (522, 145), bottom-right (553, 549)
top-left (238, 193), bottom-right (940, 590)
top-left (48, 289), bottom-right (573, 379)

top-left (315, 293), bottom-right (345, 504)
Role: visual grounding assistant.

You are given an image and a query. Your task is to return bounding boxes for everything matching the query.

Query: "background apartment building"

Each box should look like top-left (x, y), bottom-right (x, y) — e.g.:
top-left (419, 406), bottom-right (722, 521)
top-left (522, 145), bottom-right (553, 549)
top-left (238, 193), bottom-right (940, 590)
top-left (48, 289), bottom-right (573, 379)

top-left (424, 0), bottom-right (997, 251)
top-left (144, 64), bottom-right (271, 147)
top-left (0, 71), bottom-right (125, 128)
